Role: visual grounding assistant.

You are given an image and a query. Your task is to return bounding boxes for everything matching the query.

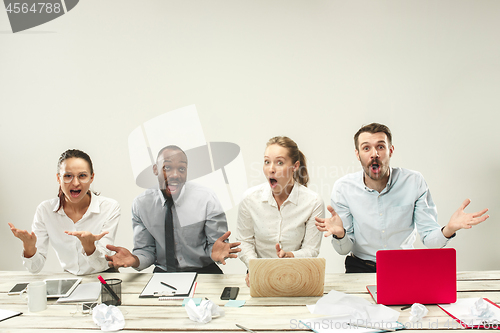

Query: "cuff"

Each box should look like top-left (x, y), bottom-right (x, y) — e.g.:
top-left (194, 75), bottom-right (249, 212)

top-left (441, 226), bottom-right (456, 239)
top-left (332, 228), bottom-right (346, 239)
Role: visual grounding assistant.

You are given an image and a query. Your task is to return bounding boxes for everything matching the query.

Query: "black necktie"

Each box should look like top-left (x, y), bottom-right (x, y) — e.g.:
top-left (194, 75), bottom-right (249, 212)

top-left (165, 198), bottom-right (178, 272)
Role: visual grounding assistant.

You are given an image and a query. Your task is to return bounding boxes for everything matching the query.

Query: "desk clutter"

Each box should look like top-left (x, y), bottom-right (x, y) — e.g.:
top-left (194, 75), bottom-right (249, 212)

top-left (2, 271), bottom-right (500, 332)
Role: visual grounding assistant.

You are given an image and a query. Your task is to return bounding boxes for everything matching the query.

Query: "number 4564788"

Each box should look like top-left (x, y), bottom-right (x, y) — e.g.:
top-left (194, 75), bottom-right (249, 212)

top-left (5, 3), bottom-right (62, 14)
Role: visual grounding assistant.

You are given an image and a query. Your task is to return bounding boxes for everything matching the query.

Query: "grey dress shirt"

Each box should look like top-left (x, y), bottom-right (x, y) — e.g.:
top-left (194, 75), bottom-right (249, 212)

top-left (331, 167), bottom-right (451, 262)
top-left (131, 182), bottom-right (227, 271)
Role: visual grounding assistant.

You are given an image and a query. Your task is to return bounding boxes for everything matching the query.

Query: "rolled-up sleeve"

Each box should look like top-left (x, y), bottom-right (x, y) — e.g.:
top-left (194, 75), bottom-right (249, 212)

top-left (83, 200), bottom-right (121, 272)
top-left (331, 185), bottom-right (355, 255)
top-left (203, 192), bottom-right (228, 259)
top-left (236, 197), bottom-right (258, 267)
top-left (291, 195), bottom-right (324, 258)
top-left (413, 179), bottom-right (449, 248)
top-left (131, 201), bottom-right (157, 271)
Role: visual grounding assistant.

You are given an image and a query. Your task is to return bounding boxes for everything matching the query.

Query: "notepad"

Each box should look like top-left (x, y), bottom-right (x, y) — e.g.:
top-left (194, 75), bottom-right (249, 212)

top-left (438, 298), bottom-right (500, 329)
top-left (139, 272), bottom-right (197, 298)
top-left (56, 282), bottom-right (101, 303)
top-left (0, 309), bottom-right (22, 322)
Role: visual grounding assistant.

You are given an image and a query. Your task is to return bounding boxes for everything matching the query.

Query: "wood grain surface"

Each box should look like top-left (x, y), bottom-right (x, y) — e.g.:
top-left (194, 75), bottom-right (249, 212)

top-left (249, 258), bottom-right (326, 297)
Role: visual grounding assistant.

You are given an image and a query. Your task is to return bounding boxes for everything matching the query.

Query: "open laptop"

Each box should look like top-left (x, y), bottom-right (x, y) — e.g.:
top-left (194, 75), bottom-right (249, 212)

top-left (366, 248), bottom-right (456, 305)
top-left (249, 258), bottom-right (325, 297)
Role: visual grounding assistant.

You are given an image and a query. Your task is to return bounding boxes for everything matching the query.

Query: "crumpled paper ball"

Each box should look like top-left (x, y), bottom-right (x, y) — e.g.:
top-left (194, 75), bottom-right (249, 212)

top-left (471, 298), bottom-right (495, 319)
top-left (409, 303), bottom-right (428, 322)
top-left (185, 299), bottom-right (224, 324)
top-left (92, 303), bottom-right (125, 331)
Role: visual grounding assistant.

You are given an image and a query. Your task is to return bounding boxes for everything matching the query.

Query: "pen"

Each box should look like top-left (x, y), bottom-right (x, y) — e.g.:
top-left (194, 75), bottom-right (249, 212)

top-left (347, 323), bottom-right (397, 332)
top-left (161, 281), bottom-right (177, 291)
top-left (401, 305), bottom-right (411, 310)
top-left (97, 275), bottom-right (121, 305)
top-left (236, 324), bottom-right (257, 333)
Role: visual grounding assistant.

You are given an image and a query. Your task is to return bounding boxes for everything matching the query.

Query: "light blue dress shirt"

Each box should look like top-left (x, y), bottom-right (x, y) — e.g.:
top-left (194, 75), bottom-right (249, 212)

top-left (331, 167), bottom-right (451, 262)
top-left (131, 182), bottom-right (227, 271)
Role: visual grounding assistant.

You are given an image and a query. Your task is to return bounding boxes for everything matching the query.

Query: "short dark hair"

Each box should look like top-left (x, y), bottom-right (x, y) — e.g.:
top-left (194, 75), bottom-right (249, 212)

top-left (156, 145), bottom-right (187, 163)
top-left (354, 123), bottom-right (392, 150)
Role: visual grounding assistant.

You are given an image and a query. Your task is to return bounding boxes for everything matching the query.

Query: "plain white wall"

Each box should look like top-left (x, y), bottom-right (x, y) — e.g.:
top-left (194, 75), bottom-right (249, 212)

top-left (1, 0), bottom-right (499, 275)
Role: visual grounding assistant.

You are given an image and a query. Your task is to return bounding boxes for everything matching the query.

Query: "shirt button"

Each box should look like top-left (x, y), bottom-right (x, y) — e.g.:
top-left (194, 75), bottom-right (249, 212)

top-left (382, 230), bottom-right (385, 233)
top-left (384, 245), bottom-right (387, 248)
top-left (379, 213), bottom-right (383, 216)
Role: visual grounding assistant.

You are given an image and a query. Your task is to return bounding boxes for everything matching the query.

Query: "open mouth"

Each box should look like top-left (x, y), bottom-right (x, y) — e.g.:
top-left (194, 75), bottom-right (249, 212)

top-left (70, 190), bottom-right (81, 198)
top-left (269, 178), bottom-right (278, 188)
top-left (167, 182), bottom-right (181, 194)
top-left (371, 162), bottom-right (380, 173)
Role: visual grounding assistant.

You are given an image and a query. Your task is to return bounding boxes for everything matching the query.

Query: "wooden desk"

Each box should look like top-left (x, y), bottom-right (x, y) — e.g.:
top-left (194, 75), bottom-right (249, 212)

top-left (1, 271), bottom-right (499, 332)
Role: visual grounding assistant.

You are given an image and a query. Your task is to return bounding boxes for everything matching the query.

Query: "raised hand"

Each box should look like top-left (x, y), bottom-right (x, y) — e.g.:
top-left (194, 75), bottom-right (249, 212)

top-left (315, 205), bottom-right (345, 238)
top-left (275, 243), bottom-right (294, 258)
top-left (211, 231), bottom-right (241, 265)
top-left (65, 230), bottom-right (108, 255)
top-left (8, 223), bottom-right (37, 257)
top-left (442, 199), bottom-right (489, 237)
top-left (105, 244), bottom-right (140, 268)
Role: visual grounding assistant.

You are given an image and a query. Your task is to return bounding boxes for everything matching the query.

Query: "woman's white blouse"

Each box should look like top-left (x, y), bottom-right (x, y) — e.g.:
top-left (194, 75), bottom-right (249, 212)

top-left (236, 182), bottom-right (324, 267)
top-left (22, 192), bottom-right (120, 275)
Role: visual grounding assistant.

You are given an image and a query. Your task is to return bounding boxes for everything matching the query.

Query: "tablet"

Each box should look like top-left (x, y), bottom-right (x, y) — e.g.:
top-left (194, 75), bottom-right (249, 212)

top-left (43, 278), bottom-right (82, 298)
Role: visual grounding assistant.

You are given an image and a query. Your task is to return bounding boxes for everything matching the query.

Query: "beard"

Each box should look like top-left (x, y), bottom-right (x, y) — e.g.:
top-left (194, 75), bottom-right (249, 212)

top-left (362, 158), bottom-right (389, 181)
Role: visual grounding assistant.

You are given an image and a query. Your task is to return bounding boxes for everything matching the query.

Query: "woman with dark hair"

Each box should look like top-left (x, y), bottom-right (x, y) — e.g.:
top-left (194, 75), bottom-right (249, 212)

top-left (9, 149), bottom-right (120, 275)
top-left (237, 136), bottom-right (324, 286)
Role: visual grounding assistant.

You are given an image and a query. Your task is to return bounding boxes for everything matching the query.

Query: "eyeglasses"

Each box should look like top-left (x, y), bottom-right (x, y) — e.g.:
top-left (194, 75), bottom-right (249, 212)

top-left (60, 173), bottom-right (91, 184)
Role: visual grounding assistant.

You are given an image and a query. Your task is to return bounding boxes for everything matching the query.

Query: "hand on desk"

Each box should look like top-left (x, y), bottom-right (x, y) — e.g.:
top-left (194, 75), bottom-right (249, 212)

top-left (105, 244), bottom-right (140, 268)
top-left (65, 230), bottom-right (109, 256)
top-left (211, 231), bottom-right (241, 265)
top-left (315, 205), bottom-right (345, 238)
top-left (275, 243), bottom-right (294, 258)
top-left (442, 199), bottom-right (489, 238)
top-left (8, 222), bottom-right (37, 258)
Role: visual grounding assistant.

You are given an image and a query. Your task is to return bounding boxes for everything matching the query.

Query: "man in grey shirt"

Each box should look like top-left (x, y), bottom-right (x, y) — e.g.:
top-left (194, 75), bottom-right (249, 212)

top-left (106, 145), bottom-right (240, 273)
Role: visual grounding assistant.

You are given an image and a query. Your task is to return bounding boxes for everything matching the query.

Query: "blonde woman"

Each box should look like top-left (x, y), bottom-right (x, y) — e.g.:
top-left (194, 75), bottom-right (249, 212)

top-left (237, 136), bottom-right (324, 286)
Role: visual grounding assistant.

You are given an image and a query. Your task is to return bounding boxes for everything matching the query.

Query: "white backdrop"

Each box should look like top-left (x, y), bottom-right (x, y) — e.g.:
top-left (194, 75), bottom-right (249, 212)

top-left (1, 0), bottom-right (499, 275)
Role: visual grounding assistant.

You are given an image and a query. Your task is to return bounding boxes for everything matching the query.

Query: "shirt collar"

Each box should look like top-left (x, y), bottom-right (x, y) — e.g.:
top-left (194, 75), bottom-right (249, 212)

top-left (158, 183), bottom-right (187, 207)
top-left (261, 181), bottom-right (299, 207)
top-left (53, 192), bottom-right (99, 215)
top-left (362, 168), bottom-right (393, 193)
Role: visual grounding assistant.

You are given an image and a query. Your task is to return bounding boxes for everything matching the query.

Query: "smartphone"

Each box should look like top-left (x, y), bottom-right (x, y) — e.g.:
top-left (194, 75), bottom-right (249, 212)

top-left (220, 286), bottom-right (239, 300)
top-left (8, 283), bottom-right (29, 295)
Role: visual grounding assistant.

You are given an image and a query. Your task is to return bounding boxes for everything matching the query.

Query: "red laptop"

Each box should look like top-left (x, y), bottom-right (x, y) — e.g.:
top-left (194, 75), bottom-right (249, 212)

top-left (367, 248), bottom-right (457, 305)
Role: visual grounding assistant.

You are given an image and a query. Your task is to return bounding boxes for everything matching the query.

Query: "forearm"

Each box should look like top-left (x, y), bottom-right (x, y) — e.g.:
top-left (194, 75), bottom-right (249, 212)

top-left (23, 243), bottom-right (37, 258)
top-left (442, 224), bottom-right (457, 238)
top-left (331, 234), bottom-right (353, 255)
top-left (22, 250), bottom-right (45, 274)
top-left (293, 216), bottom-right (323, 258)
top-left (238, 241), bottom-right (258, 267)
top-left (421, 227), bottom-right (451, 248)
top-left (131, 250), bottom-right (151, 270)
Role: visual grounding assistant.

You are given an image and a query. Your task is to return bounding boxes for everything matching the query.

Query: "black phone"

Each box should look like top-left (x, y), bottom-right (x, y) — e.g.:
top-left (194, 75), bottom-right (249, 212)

top-left (220, 286), bottom-right (239, 300)
top-left (8, 283), bottom-right (29, 295)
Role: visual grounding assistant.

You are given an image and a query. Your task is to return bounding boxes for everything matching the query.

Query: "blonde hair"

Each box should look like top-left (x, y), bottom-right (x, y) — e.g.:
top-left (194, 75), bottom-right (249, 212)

top-left (266, 136), bottom-right (309, 186)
